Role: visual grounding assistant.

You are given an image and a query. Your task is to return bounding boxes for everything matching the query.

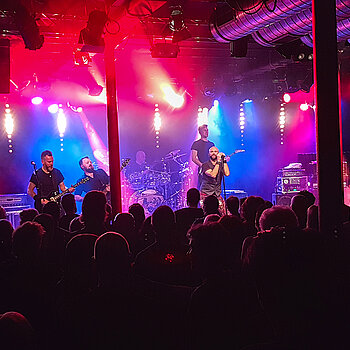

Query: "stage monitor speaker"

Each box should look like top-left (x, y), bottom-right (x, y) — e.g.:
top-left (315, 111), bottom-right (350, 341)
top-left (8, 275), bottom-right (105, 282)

top-left (272, 192), bottom-right (299, 206)
top-left (0, 39), bottom-right (10, 94)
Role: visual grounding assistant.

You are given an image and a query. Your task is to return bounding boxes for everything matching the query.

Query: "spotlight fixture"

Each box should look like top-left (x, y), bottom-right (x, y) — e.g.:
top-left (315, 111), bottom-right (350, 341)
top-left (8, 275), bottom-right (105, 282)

top-left (150, 43), bottom-right (179, 58)
top-left (79, 10), bottom-right (107, 53)
top-left (162, 5), bottom-right (191, 43)
top-left (8, 3), bottom-right (44, 50)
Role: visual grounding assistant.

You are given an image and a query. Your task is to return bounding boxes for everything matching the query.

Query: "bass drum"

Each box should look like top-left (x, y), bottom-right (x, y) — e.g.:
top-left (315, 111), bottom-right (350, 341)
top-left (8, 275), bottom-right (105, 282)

top-left (129, 189), bottom-right (164, 217)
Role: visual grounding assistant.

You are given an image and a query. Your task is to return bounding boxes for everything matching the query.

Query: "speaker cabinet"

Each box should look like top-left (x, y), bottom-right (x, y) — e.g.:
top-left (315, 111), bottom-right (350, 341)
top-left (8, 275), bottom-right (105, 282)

top-left (0, 39), bottom-right (10, 94)
top-left (272, 192), bottom-right (299, 206)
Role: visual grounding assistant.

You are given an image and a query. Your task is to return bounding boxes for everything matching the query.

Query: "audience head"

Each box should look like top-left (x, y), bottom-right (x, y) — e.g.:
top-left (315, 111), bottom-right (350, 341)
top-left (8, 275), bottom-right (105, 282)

top-left (202, 195), bottom-right (220, 215)
top-left (65, 234), bottom-right (98, 289)
top-left (299, 190), bottom-right (316, 208)
top-left (105, 203), bottom-right (113, 229)
top-left (240, 196), bottom-right (265, 223)
top-left (81, 191), bottom-right (107, 227)
top-left (19, 208), bottom-right (38, 225)
top-left (307, 204), bottom-right (319, 231)
top-left (204, 214), bottom-right (221, 224)
top-left (112, 213), bottom-right (135, 237)
top-left (0, 312), bottom-right (36, 350)
top-left (94, 232), bottom-right (131, 283)
top-left (0, 205), bottom-right (6, 220)
top-left (291, 194), bottom-right (308, 228)
top-left (128, 203), bottom-right (145, 230)
top-left (226, 196), bottom-right (240, 216)
top-left (259, 205), bottom-right (298, 231)
top-left (151, 205), bottom-right (176, 241)
top-left (61, 193), bottom-right (77, 214)
top-left (12, 222), bottom-right (44, 261)
top-left (0, 219), bottom-right (14, 259)
top-left (42, 201), bottom-right (60, 224)
top-left (187, 188), bottom-right (200, 207)
top-left (188, 223), bottom-right (230, 277)
top-left (69, 216), bottom-right (84, 232)
top-left (33, 213), bottom-right (56, 244)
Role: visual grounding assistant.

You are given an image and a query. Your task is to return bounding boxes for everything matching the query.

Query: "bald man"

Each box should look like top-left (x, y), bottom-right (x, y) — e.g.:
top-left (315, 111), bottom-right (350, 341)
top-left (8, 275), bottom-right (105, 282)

top-left (200, 146), bottom-right (230, 214)
top-left (191, 124), bottom-right (215, 188)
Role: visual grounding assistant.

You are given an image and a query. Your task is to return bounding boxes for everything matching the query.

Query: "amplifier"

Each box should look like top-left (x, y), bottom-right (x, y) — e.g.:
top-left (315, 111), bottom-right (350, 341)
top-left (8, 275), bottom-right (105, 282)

top-left (278, 169), bottom-right (306, 177)
top-left (276, 176), bottom-right (308, 193)
top-left (225, 189), bottom-right (248, 199)
top-left (0, 193), bottom-right (31, 210)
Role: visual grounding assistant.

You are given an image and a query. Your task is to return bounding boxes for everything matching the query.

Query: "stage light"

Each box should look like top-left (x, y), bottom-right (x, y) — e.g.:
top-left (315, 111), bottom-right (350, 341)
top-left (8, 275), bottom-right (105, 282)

top-left (300, 103), bottom-right (309, 111)
top-left (5, 113), bottom-right (14, 135)
top-left (161, 84), bottom-right (185, 108)
top-left (88, 84), bottom-right (104, 96)
top-left (162, 5), bottom-right (191, 44)
top-left (48, 104), bottom-right (59, 114)
top-left (57, 108), bottom-right (67, 151)
top-left (74, 50), bottom-right (92, 66)
top-left (213, 100), bottom-right (219, 107)
top-left (283, 93), bottom-right (291, 103)
top-left (77, 107), bottom-right (83, 113)
top-left (78, 10), bottom-right (107, 53)
top-left (239, 104), bottom-right (246, 146)
top-left (31, 96), bottom-right (43, 105)
top-left (242, 99), bottom-right (252, 103)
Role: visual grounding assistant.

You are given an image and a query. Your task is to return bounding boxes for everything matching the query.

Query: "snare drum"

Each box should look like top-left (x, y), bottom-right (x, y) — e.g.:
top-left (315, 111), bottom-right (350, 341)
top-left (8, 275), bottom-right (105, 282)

top-left (129, 190), bottom-right (164, 217)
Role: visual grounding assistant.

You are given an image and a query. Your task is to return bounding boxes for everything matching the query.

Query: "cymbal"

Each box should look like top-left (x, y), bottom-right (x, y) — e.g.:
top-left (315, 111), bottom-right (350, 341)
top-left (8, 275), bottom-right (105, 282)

top-left (164, 149), bottom-right (180, 159)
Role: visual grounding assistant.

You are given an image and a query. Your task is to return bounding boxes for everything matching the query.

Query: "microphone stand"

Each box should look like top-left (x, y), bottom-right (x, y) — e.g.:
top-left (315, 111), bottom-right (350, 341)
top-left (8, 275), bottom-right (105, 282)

top-left (220, 156), bottom-right (228, 215)
top-left (32, 162), bottom-right (42, 209)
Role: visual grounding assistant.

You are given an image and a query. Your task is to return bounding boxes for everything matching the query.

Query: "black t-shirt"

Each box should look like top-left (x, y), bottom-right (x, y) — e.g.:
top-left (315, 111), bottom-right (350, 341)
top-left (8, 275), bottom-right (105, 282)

top-left (200, 161), bottom-right (223, 196)
top-left (191, 139), bottom-right (215, 164)
top-left (75, 169), bottom-right (109, 196)
top-left (29, 168), bottom-right (64, 199)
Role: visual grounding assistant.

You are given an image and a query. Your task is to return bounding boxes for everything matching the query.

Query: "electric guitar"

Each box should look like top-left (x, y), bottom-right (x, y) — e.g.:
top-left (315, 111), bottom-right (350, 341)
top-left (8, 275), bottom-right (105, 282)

top-left (226, 149), bottom-right (245, 158)
top-left (199, 149), bottom-right (245, 175)
top-left (49, 176), bottom-right (90, 202)
top-left (34, 176), bottom-right (90, 211)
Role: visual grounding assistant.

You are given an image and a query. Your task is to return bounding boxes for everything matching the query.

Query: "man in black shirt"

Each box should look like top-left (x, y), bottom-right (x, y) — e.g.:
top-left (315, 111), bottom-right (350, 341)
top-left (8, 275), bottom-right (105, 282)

top-left (74, 156), bottom-right (110, 202)
top-left (27, 150), bottom-right (73, 212)
top-left (200, 146), bottom-right (230, 214)
top-left (191, 124), bottom-right (215, 188)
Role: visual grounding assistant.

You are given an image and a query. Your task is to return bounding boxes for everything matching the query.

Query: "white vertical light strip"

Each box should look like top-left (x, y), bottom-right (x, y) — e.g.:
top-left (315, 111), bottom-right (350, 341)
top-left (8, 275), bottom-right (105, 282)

top-left (57, 106), bottom-right (67, 151)
top-left (154, 103), bottom-right (161, 149)
top-left (239, 103), bottom-right (245, 147)
top-left (279, 102), bottom-right (286, 145)
top-left (4, 104), bottom-right (14, 153)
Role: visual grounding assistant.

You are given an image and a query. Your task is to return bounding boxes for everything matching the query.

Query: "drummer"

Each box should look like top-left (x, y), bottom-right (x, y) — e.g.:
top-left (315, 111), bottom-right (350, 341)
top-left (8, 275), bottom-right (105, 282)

top-left (126, 150), bottom-right (150, 190)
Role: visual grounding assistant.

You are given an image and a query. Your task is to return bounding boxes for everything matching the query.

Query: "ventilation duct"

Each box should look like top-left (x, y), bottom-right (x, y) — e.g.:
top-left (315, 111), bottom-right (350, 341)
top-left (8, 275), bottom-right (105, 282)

top-left (210, 0), bottom-right (350, 47)
top-left (210, 0), bottom-right (311, 43)
top-left (251, 0), bottom-right (350, 47)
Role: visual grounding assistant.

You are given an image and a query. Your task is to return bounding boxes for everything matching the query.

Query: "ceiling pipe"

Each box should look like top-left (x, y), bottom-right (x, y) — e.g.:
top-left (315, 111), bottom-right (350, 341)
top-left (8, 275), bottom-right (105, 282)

top-left (251, 0), bottom-right (350, 47)
top-left (301, 17), bottom-right (350, 47)
top-left (210, 0), bottom-right (311, 43)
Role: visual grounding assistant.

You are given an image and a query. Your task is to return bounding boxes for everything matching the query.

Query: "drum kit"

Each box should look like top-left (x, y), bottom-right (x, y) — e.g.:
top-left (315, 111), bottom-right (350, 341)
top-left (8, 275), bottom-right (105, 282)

top-left (126, 150), bottom-right (192, 216)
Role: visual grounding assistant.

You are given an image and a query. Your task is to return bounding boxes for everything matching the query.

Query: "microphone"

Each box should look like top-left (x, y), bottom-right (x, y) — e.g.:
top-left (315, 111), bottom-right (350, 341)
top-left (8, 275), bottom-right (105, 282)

top-left (31, 161), bottom-right (36, 166)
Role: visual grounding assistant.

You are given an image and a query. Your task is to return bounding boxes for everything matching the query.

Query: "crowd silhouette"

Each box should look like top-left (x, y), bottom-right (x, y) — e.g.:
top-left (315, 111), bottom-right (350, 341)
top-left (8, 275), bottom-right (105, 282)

top-left (0, 188), bottom-right (350, 349)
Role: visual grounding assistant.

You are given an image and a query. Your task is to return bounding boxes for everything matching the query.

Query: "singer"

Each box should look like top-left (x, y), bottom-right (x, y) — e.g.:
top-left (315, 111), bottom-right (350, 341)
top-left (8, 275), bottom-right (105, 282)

top-left (200, 146), bottom-right (230, 214)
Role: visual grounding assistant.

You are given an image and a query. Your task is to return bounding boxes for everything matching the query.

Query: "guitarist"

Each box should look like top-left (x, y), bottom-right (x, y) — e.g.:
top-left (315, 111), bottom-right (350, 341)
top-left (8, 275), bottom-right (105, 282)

top-left (74, 156), bottom-right (110, 202)
top-left (27, 150), bottom-right (74, 212)
top-left (191, 124), bottom-right (215, 189)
